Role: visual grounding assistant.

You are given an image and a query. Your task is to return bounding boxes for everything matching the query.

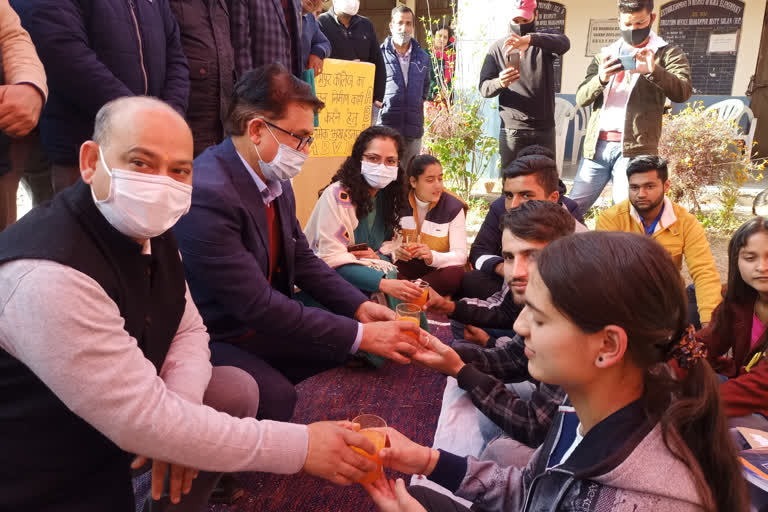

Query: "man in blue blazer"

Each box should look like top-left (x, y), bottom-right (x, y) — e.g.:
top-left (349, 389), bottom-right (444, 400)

top-left (174, 64), bottom-right (420, 422)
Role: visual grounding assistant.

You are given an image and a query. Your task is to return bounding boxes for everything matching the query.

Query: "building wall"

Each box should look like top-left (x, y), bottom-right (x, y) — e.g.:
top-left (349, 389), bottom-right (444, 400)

top-left (351, 0), bottom-right (764, 95)
top-left (558, 0), bottom-right (765, 96)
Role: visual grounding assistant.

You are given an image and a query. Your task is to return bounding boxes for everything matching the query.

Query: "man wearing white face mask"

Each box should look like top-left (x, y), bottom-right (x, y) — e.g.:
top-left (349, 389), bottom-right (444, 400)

top-left (318, 0), bottom-right (387, 123)
top-left (378, 5), bottom-right (431, 169)
top-left (174, 64), bottom-right (423, 423)
top-left (0, 95), bottom-right (389, 510)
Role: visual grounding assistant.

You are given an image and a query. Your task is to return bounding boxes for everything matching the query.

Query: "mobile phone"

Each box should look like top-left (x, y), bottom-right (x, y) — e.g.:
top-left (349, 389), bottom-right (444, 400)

top-left (617, 55), bottom-right (637, 71)
top-left (505, 50), bottom-right (520, 70)
top-left (348, 243), bottom-right (369, 252)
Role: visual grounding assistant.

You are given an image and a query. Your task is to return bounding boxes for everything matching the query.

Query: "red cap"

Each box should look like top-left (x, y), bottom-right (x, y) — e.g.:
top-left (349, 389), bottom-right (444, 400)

top-left (511, 0), bottom-right (536, 21)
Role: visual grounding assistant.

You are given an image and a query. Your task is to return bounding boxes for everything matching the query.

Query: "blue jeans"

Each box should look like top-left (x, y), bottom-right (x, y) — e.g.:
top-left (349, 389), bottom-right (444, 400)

top-left (570, 140), bottom-right (631, 212)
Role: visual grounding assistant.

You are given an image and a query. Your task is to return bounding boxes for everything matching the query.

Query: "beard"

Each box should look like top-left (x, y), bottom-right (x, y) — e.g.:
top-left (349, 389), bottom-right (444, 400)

top-left (508, 280), bottom-right (527, 305)
top-left (631, 194), bottom-right (664, 215)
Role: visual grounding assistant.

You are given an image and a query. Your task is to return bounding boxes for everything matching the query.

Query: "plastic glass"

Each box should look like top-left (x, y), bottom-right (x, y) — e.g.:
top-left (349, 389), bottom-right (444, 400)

top-left (350, 414), bottom-right (387, 484)
top-left (395, 303), bottom-right (421, 340)
top-left (411, 279), bottom-right (429, 310)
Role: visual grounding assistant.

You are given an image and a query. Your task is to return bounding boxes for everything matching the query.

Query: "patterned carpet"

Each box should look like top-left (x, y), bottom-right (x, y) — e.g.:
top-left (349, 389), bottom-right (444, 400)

top-left (207, 315), bottom-right (452, 512)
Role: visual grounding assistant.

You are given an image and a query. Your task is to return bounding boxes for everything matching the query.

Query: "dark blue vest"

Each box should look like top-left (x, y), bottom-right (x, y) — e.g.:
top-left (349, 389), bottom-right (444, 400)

top-left (379, 37), bottom-right (431, 139)
top-left (0, 180), bottom-right (187, 511)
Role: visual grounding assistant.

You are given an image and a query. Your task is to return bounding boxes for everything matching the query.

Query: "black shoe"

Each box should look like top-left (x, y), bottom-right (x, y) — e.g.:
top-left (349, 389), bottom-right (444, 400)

top-left (208, 475), bottom-right (244, 505)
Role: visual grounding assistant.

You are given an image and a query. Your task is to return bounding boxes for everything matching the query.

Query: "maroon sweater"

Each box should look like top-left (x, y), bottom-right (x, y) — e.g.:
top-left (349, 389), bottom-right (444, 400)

top-left (696, 299), bottom-right (768, 417)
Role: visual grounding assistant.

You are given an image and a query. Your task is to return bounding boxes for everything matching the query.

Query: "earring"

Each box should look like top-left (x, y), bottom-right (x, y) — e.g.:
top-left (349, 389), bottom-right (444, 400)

top-left (597, 356), bottom-right (604, 363)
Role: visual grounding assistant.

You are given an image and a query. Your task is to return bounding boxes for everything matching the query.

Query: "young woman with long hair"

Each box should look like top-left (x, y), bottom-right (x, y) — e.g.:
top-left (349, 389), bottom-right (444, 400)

top-left (697, 216), bottom-right (768, 429)
top-left (394, 154), bottom-right (467, 296)
top-left (304, 125), bottom-right (423, 303)
top-left (365, 231), bottom-right (748, 512)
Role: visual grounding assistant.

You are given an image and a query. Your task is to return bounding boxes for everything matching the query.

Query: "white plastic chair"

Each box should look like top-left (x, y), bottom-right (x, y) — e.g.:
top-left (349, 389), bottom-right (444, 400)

top-left (736, 106), bottom-right (758, 157)
top-left (570, 105), bottom-right (591, 165)
top-left (554, 97), bottom-right (576, 172)
top-left (705, 99), bottom-right (758, 156)
top-left (704, 98), bottom-right (746, 123)
top-left (16, 179), bottom-right (33, 221)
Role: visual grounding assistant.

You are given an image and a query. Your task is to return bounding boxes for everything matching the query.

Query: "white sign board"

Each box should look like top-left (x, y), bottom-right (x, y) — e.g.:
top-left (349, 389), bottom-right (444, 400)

top-left (586, 18), bottom-right (621, 57)
top-left (707, 32), bottom-right (738, 53)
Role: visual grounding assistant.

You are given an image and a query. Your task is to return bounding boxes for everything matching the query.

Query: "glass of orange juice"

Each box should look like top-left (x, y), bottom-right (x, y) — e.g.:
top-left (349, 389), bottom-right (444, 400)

top-left (350, 414), bottom-right (387, 484)
top-left (396, 303), bottom-right (421, 340)
top-left (411, 279), bottom-right (429, 310)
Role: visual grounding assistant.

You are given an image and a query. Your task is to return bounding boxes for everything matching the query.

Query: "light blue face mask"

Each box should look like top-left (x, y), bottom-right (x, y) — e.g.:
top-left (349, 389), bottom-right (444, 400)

top-left (252, 123), bottom-right (308, 182)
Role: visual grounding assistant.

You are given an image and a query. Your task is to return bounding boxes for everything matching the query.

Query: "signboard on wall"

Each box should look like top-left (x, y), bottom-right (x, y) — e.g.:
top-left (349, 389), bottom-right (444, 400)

top-left (537, 1), bottom-right (566, 93)
top-left (658, 0), bottom-right (744, 95)
top-left (586, 18), bottom-right (622, 56)
top-left (310, 59), bottom-right (375, 158)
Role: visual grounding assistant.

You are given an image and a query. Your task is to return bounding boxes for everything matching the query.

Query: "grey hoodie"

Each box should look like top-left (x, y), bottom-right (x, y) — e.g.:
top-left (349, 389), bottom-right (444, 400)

top-left (428, 401), bottom-right (706, 511)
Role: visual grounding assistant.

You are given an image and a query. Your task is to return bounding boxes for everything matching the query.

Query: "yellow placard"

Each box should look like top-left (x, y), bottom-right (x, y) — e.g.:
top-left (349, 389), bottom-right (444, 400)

top-left (310, 58), bottom-right (374, 158)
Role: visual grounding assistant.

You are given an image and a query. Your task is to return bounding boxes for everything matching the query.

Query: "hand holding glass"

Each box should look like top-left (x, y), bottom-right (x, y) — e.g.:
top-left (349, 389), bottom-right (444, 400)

top-left (396, 303), bottom-right (421, 340)
top-left (349, 414), bottom-right (387, 484)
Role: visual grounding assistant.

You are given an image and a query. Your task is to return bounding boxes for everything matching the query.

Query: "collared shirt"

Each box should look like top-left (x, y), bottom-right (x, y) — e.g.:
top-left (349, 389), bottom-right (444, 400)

top-left (639, 202), bottom-right (665, 236)
top-left (234, 149), bottom-right (364, 352)
top-left (235, 149), bottom-right (283, 205)
top-left (629, 196), bottom-right (677, 236)
top-left (396, 42), bottom-right (413, 87)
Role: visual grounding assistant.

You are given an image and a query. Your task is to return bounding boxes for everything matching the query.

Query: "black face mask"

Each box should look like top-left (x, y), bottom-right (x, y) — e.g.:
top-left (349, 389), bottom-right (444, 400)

top-left (510, 21), bottom-right (535, 36)
top-left (620, 25), bottom-right (651, 46)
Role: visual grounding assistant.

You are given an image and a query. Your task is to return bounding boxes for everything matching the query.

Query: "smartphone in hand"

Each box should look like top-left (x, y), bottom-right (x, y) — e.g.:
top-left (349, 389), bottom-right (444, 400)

top-left (505, 50), bottom-right (521, 70)
top-left (617, 55), bottom-right (637, 71)
top-left (347, 243), bottom-right (369, 252)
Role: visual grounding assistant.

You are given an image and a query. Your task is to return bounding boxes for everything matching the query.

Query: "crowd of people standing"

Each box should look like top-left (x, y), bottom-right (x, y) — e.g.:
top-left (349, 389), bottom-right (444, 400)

top-left (0, 0), bottom-right (763, 511)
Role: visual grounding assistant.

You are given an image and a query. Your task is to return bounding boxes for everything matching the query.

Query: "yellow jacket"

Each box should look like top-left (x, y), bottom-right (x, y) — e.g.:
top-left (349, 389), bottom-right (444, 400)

top-left (596, 198), bottom-right (721, 323)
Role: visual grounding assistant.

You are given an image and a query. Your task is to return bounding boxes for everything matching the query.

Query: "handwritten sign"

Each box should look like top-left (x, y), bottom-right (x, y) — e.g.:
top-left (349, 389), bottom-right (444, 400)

top-left (310, 59), bottom-right (375, 158)
top-left (586, 18), bottom-right (621, 57)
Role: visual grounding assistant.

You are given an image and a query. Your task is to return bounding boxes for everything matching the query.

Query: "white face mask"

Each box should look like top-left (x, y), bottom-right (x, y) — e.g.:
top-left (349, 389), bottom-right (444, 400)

top-left (391, 30), bottom-right (413, 46)
top-left (361, 160), bottom-right (398, 189)
top-left (333, 0), bottom-right (359, 16)
top-left (93, 147), bottom-right (192, 239)
top-left (252, 123), bottom-right (308, 182)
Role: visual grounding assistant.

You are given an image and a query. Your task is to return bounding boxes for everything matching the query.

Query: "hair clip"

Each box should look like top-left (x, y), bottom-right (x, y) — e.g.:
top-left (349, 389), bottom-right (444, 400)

top-left (669, 325), bottom-right (707, 369)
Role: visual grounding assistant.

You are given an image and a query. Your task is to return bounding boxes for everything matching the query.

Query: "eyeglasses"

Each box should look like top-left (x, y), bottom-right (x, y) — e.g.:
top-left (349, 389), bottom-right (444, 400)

top-left (363, 153), bottom-right (399, 167)
top-left (262, 119), bottom-right (314, 151)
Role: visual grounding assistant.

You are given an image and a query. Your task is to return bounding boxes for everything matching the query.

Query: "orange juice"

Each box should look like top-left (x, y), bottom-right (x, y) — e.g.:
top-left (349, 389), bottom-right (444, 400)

top-left (412, 288), bottom-right (428, 309)
top-left (397, 315), bottom-right (420, 340)
top-left (350, 428), bottom-right (386, 484)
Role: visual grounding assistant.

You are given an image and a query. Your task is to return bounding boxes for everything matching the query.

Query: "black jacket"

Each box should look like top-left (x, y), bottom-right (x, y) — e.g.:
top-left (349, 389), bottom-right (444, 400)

top-left (317, 8), bottom-right (386, 103)
top-left (478, 31), bottom-right (569, 130)
top-left (469, 195), bottom-right (583, 274)
top-left (12, 0), bottom-right (190, 165)
top-left (170, 0), bottom-right (235, 156)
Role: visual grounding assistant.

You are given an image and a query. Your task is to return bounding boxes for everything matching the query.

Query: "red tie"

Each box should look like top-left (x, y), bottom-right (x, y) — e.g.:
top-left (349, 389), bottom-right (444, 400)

top-left (265, 202), bottom-right (281, 284)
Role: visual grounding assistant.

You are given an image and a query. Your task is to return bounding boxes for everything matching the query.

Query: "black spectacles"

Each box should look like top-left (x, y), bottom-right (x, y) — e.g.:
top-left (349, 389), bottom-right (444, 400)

top-left (262, 119), bottom-right (314, 151)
